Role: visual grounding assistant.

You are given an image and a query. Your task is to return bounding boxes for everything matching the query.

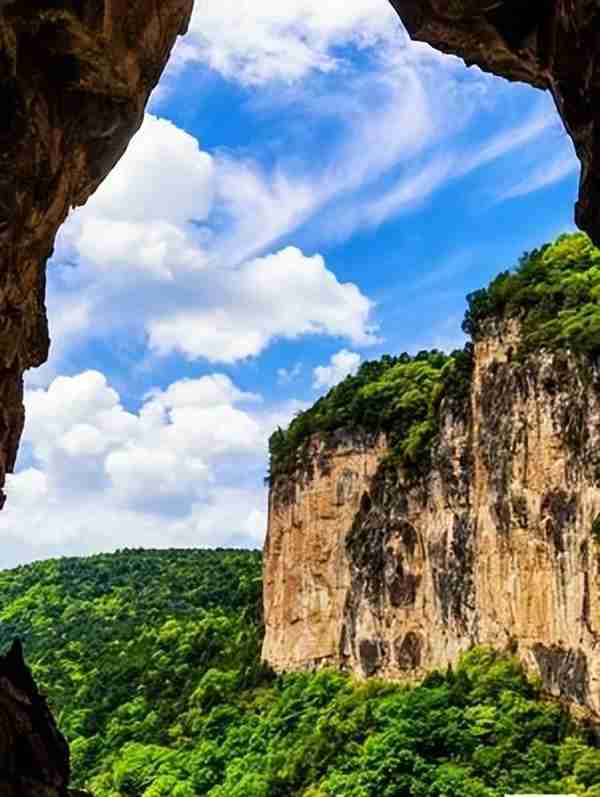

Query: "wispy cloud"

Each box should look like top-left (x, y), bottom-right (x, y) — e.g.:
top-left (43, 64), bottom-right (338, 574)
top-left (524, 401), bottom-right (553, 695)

top-left (47, 50), bottom-right (573, 383)
top-left (456, 106), bottom-right (556, 178)
top-left (174, 0), bottom-right (400, 85)
top-left (358, 155), bottom-right (455, 230)
top-left (497, 149), bottom-right (578, 201)
top-left (277, 363), bottom-right (302, 384)
top-left (333, 99), bottom-right (571, 238)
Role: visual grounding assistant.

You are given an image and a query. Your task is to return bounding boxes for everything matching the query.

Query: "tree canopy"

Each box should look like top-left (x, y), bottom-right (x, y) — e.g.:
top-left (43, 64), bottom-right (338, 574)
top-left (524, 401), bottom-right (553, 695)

top-left (1, 549), bottom-right (599, 796)
top-left (269, 348), bottom-right (473, 481)
top-left (463, 232), bottom-right (600, 354)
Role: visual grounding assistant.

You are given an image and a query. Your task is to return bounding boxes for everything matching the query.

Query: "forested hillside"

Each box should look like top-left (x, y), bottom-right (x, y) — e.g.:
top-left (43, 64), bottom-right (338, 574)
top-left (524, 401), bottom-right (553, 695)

top-left (1, 549), bottom-right (600, 796)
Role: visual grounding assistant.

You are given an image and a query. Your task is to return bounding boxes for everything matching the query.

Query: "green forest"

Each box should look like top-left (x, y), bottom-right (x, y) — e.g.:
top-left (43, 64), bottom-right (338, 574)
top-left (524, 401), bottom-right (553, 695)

top-left (3, 233), bottom-right (600, 795)
top-left (269, 232), bottom-right (600, 482)
top-left (2, 548), bottom-right (600, 797)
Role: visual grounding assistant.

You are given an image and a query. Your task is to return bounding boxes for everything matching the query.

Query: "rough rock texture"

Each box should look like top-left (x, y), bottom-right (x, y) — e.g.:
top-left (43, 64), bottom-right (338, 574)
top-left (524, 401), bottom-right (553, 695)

top-left (263, 324), bottom-right (600, 714)
top-left (263, 432), bottom-right (388, 670)
top-left (0, 0), bottom-right (193, 507)
top-left (389, 0), bottom-right (600, 246)
top-left (0, 639), bottom-right (71, 796)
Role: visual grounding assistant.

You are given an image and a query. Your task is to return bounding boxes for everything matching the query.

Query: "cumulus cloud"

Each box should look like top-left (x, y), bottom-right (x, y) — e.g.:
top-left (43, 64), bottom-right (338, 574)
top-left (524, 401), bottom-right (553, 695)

top-left (60, 114), bottom-right (212, 283)
top-left (175, 0), bottom-right (400, 85)
top-left (23, 371), bottom-right (263, 496)
top-left (3, 370), bottom-right (307, 565)
top-left (148, 247), bottom-right (377, 361)
top-left (52, 114), bottom-right (378, 368)
top-left (313, 349), bottom-right (361, 390)
top-left (46, 39), bottom-right (573, 381)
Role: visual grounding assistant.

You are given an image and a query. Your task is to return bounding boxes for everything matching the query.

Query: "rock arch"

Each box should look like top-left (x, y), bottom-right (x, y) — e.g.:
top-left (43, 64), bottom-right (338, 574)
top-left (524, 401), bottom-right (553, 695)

top-left (1, 0), bottom-right (599, 507)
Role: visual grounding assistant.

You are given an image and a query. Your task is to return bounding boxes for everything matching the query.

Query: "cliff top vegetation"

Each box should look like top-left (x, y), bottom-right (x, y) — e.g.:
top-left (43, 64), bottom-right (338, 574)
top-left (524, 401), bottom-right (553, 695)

top-left (464, 232), bottom-right (600, 354)
top-left (2, 548), bottom-right (600, 796)
top-left (269, 232), bottom-right (600, 481)
top-left (268, 348), bottom-right (473, 481)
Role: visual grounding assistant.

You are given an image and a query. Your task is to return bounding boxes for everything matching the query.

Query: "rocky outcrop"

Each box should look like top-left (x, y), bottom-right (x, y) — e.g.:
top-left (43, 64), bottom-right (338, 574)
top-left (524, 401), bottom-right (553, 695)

top-left (389, 0), bottom-right (600, 246)
top-left (263, 324), bottom-right (600, 714)
top-left (0, 0), bottom-right (193, 507)
top-left (263, 432), bottom-right (388, 670)
top-left (0, 639), bottom-right (71, 795)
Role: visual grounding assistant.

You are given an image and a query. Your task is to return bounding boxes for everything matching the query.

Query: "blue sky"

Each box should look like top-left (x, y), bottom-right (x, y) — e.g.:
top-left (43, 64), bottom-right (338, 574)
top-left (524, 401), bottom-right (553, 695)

top-left (2, 0), bottom-right (579, 566)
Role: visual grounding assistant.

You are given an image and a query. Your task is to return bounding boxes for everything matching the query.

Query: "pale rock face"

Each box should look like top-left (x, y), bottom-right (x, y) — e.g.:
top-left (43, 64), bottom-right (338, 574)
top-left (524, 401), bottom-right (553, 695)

top-left (263, 326), bottom-right (600, 714)
top-left (263, 432), bottom-right (388, 670)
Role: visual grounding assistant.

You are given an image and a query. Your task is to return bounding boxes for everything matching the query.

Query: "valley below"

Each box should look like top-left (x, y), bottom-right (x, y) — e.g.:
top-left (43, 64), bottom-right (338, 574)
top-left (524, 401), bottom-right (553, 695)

top-left (2, 546), bottom-right (600, 797)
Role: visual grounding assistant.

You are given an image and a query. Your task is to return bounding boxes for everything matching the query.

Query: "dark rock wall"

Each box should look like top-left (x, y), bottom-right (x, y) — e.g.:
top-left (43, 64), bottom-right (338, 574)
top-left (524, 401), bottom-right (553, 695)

top-left (0, 0), bottom-right (193, 507)
top-left (0, 640), bottom-right (70, 796)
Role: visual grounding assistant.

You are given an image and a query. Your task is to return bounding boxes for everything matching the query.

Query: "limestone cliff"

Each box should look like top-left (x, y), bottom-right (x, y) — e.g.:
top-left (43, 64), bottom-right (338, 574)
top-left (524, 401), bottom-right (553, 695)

top-left (389, 0), bottom-right (600, 246)
top-left (0, 0), bottom-right (193, 507)
top-left (263, 323), bottom-right (600, 714)
top-left (0, 639), bottom-right (71, 796)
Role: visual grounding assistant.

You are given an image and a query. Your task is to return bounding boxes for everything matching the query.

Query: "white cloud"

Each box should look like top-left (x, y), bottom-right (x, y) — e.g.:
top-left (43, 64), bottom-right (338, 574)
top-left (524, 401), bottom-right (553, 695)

top-left (313, 349), bottom-right (361, 390)
top-left (456, 106), bottom-right (557, 178)
top-left (23, 371), bottom-right (265, 494)
top-left (46, 45), bottom-right (571, 381)
top-left (84, 115), bottom-right (215, 225)
top-left (360, 155), bottom-right (454, 229)
top-left (52, 114), bottom-right (378, 367)
top-left (38, 27), bottom-right (575, 417)
top-left (148, 374), bottom-right (260, 408)
top-left (177, 0), bottom-right (400, 85)
top-left (26, 292), bottom-right (92, 388)
top-left (148, 247), bottom-right (377, 361)
top-left (497, 149), bottom-right (579, 201)
top-left (333, 99), bottom-right (571, 237)
top-left (2, 370), bottom-right (307, 563)
top-left (61, 115), bottom-right (212, 284)
top-left (277, 363), bottom-right (302, 384)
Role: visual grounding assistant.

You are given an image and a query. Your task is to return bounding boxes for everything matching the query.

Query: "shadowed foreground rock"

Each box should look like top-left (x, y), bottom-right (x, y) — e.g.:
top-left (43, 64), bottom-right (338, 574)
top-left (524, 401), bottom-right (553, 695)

top-left (0, 0), bottom-right (193, 507)
top-left (389, 0), bottom-right (600, 246)
top-left (0, 639), bottom-right (71, 795)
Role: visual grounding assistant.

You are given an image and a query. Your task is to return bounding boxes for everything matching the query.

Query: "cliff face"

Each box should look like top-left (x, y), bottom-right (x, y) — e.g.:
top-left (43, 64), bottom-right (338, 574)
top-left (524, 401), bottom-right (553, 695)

top-left (263, 325), bottom-right (600, 714)
top-left (263, 432), bottom-right (388, 671)
top-left (389, 0), bottom-right (600, 247)
top-left (0, 0), bottom-right (193, 507)
top-left (0, 640), bottom-right (71, 796)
